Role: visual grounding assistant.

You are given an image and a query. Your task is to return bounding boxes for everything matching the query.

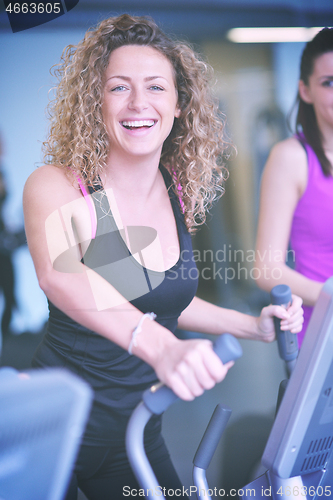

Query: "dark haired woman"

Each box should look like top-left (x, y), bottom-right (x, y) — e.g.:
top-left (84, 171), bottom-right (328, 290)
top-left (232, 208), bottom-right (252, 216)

top-left (23, 14), bottom-right (303, 499)
top-left (256, 28), bottom-right (333, 346)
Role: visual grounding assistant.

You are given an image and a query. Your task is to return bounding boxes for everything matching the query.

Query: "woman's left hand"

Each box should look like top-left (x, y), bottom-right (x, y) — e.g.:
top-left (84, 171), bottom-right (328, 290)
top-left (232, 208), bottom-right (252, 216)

top-left (255, 294), bottom-right (304, 343)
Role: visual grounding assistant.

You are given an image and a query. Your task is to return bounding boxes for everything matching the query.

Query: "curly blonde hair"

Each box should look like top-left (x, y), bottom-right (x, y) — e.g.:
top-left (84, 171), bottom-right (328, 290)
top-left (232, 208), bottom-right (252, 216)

top-left (43, 13), bottom-right (231, 232)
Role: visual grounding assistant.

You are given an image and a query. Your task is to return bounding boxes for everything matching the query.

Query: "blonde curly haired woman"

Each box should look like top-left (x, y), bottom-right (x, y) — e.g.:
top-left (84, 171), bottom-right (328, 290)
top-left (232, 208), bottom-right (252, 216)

top-left (23, 14), bottom-right (303, 500)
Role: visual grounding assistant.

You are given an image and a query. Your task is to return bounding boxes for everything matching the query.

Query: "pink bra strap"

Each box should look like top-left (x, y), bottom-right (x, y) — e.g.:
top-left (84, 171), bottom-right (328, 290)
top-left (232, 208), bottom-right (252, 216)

top-left (68, 168), bottom-right (97, 239)
top-left (171, 166), bottom-right (185, 213)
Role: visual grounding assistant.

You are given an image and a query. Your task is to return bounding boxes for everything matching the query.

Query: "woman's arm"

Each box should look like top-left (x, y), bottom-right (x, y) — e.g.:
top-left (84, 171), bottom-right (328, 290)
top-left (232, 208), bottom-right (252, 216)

top-left (178, 294), bottom-right (304, 343)
top-left (23, 165), bottom-right (231, 401)
top-left (255, 137), bottom-right (323, 307)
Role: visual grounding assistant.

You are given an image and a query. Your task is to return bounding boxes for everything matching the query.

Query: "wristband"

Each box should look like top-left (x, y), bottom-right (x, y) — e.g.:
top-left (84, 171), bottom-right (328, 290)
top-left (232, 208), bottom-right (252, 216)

top-left (128, 312), bottom-right (157, 355)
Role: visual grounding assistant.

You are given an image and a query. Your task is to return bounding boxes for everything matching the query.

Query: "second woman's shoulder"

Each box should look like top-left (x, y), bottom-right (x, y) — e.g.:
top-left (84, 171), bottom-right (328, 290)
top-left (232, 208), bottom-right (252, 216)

top-left (262, 136), bottom-right (308, 197)
top-left (268, 136), bottom-right (307, 167)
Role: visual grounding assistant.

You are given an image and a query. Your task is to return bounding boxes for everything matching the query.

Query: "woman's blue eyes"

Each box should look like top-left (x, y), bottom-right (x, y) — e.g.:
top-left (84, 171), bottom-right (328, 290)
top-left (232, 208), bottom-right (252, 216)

top-left (111, 85), bottom-right (127, 92)
top-left (149, 85), bottom-right (164, 91)
top-left (110, 85), bottom-right (164, 92)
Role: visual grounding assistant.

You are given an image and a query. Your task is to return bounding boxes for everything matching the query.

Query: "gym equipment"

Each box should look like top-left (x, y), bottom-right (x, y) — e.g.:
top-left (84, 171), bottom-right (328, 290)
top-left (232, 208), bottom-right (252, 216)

top-left (270, 284), bottom-right (299, 376)
top-left (0, 367), bottom-right (93, 500)
top-left (126, 278), bottom-right (333, 499)
top-left (254, 278), bottom-right (333, 497)
top-left (126, 333), bottom-right (243, 499)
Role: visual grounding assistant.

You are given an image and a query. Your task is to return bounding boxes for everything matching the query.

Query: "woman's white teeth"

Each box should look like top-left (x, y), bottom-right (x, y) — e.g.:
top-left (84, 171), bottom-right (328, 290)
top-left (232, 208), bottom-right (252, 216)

top-left (122, 120), bottom-right (155, 128)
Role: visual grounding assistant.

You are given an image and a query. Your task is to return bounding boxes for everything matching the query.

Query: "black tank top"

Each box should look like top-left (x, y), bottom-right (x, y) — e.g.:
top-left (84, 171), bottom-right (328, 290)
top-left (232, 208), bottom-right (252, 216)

top-left (32, 167), bottom-right (198, 445)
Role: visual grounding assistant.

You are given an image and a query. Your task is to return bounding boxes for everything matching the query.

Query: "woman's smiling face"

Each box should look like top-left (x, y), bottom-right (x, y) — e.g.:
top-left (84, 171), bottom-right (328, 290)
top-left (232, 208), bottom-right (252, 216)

top-left (102, 44), bottom-right (180, 163)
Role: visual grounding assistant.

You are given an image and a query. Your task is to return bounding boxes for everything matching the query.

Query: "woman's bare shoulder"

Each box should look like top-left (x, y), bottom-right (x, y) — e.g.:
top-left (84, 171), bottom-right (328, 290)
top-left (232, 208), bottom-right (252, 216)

top-left (269, 136), bottom-right (307, 166)
top-left (25, 164), bottom-right (70, 185)
top-left (23, 165), bottom-right (85, 221)
top-left (24, 165), bottom-right (79, 199)
top-left (263, 136), bottom-right (308, 196)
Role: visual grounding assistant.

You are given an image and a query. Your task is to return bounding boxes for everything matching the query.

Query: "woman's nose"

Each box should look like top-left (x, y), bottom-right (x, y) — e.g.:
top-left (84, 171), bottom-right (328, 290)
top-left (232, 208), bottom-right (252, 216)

top-left (128, 88), bottom-right (149, 112)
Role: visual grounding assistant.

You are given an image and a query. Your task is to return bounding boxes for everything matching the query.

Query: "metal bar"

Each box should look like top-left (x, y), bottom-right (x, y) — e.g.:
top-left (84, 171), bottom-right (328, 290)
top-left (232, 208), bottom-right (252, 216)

top-left (126, 402), bottom-right (165, 499)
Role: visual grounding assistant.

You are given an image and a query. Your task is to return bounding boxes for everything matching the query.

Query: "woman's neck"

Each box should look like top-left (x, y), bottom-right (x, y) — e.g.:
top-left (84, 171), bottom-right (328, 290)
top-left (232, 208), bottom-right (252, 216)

top-left (103, 151), bottom-right (163, 199)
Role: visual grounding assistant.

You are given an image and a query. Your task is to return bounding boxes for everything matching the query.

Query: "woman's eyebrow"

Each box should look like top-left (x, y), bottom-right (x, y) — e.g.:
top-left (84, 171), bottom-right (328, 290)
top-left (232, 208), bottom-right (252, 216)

top-left (106, 75), bottom-right (168, 83)
top-left (106, 75), bottom-right (131, 82)
top-left (145, 76), bottom-right (168, 82)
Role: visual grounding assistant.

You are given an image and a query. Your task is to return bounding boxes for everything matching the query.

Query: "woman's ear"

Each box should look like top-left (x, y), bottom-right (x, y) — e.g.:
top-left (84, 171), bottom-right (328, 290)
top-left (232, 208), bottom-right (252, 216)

top-left (174, 104), bottom-right (181, 118)
top-left (298, 80), bottom-right (313, 104)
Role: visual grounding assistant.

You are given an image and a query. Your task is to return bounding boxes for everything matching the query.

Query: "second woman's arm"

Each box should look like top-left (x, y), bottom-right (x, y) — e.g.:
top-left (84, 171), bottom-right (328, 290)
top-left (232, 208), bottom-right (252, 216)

top-left (255, 137), bottom-right (323, 307)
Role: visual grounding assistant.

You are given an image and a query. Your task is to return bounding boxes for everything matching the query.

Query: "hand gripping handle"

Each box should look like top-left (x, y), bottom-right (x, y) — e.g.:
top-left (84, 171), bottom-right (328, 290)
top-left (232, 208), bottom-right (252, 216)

top-left (270, 284), bottom-right (298, 363)
top-left (142, 333), bottom-right (243, 415)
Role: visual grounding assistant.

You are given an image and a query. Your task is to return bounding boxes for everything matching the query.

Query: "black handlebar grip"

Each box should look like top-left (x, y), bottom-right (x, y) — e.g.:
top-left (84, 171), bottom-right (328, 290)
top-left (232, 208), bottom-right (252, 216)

top-left (193, 403), bottom-right (232, 470)
top-left (213, 332), bottom-right (243, 364)
top-left (270, 284), bottom-right (298, 362)
top-left (142, 333), bottom-right (243, 415)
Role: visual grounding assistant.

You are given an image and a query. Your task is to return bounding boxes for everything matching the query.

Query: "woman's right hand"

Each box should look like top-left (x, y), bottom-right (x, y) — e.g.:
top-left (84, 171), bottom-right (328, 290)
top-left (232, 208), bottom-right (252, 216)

top-left (152, 338), bottom-right (233, 401)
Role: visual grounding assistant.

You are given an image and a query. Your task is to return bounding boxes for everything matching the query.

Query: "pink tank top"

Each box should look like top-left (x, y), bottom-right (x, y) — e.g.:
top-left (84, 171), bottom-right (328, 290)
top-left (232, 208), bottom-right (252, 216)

top-left (290, 136), bottom-right (333, 346)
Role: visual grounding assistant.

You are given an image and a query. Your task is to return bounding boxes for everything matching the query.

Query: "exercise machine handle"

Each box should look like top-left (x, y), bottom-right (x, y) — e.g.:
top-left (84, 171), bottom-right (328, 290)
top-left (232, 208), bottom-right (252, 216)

top-left (270, 285), bottom-right (298, 374)
top-left (142, 333), bottom-right (243, 415)
top-left (193, 403), bottom-right (232, 470)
